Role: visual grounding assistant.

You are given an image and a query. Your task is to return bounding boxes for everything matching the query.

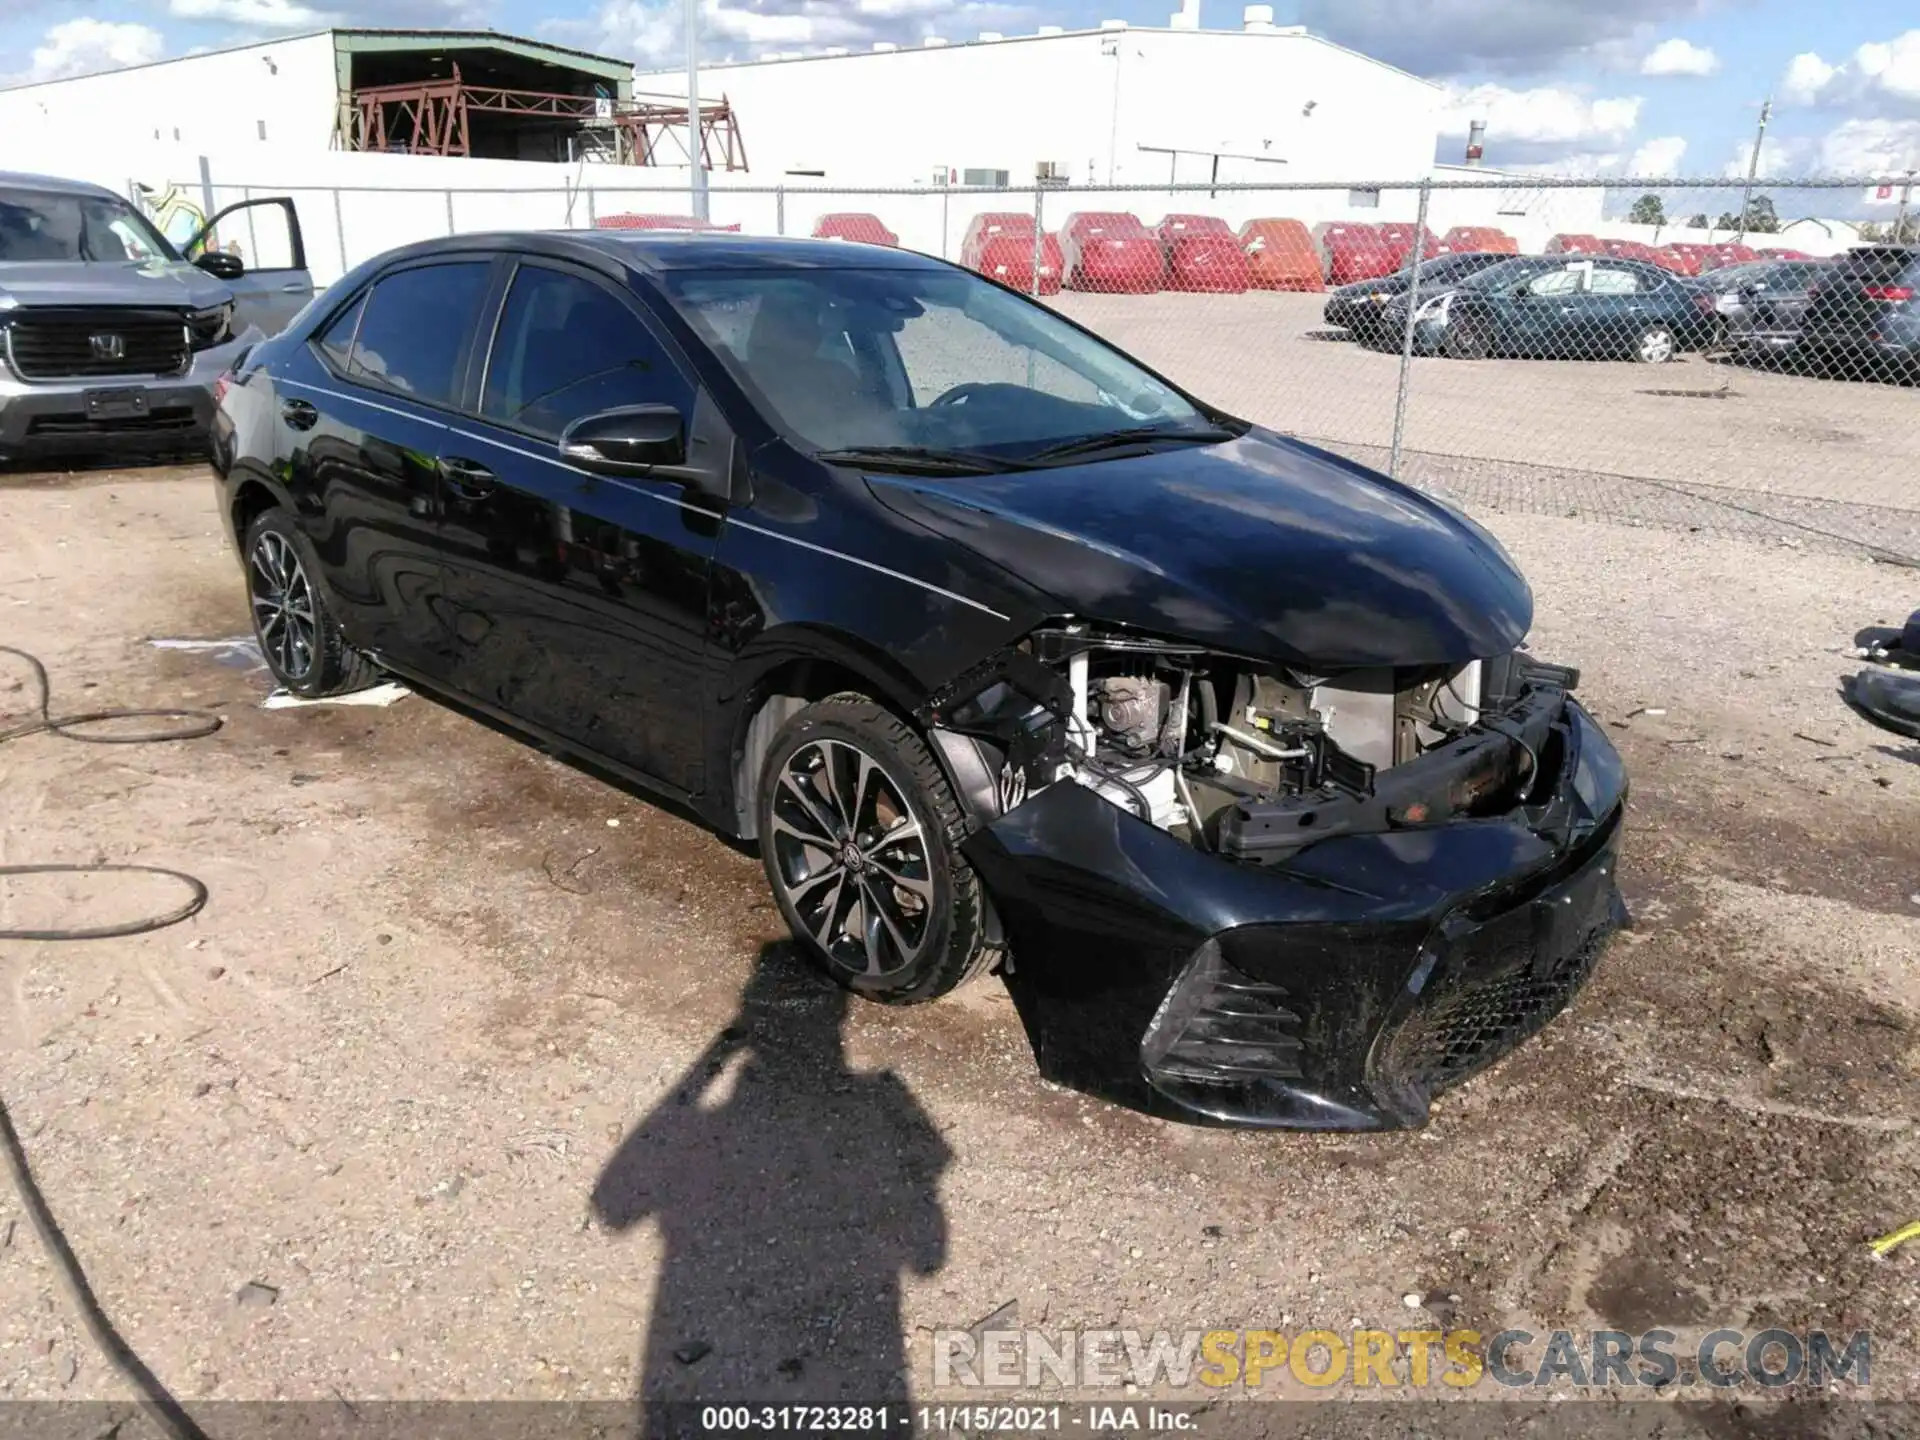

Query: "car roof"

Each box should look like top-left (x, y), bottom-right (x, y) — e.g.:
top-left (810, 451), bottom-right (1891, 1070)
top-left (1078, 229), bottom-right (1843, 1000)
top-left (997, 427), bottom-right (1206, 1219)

top-left (358, 229), bottom-right (951, 277)
top-left (0, 170), bottom-right (124, 201)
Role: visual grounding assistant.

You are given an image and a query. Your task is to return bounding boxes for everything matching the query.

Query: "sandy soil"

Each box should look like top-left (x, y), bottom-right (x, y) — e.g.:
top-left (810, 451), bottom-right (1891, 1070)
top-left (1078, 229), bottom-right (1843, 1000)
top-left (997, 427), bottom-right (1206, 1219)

top-left (0, 465), bottom-right (1917, 1428)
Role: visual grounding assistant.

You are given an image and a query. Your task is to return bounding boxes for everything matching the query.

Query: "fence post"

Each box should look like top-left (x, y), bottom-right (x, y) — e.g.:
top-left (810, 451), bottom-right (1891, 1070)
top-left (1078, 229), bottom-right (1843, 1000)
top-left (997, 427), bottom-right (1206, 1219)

top-left (1387, 178), bottom-right (1432, 482)
top-left (586, 187), bottom-right (597, 228)
top-left (941, 184), bottom-right (950, 260)
top-left (1030, 186), bottom-right (1044, 299)
top-left (776, 185), bottom-right (786, 237)
top-left (332, 188), bottom-right (349, 279)
top-left (444, 189), bottom-right (456, 238)
top-left (241, 184), bottom-right (257, 266)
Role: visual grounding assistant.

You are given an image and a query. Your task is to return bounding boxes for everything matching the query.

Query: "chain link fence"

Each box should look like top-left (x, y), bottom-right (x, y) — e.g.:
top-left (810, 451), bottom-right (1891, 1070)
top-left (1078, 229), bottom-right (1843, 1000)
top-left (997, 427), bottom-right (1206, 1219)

top-left (170, 171), bottom-right (1920, 565)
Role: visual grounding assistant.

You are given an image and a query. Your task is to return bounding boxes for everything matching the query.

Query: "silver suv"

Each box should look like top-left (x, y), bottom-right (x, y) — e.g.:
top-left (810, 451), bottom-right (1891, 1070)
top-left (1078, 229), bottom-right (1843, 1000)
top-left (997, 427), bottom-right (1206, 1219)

top-left (0, 170), bottom-right (313, 464)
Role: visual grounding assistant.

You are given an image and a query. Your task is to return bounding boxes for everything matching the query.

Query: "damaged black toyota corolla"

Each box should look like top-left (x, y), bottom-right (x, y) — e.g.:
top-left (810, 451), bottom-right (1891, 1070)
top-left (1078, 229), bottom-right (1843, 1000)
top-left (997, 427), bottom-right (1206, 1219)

top-left (210, 232), bottom-right (1626, 1130)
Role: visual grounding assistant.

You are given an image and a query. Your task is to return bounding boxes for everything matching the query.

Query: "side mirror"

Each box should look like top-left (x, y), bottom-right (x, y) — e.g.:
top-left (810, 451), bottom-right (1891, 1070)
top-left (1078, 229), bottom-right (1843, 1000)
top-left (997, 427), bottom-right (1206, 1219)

top-left (195, 251), bottom-right (245, 281)
top-left (559, 404), bottom-right (686, 474)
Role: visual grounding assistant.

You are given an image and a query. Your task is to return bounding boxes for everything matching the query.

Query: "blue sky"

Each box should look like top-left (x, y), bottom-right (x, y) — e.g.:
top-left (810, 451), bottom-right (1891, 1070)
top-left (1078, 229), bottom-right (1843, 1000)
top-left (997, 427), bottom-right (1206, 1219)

top-left (5, 0), bottom-right (1917, 197)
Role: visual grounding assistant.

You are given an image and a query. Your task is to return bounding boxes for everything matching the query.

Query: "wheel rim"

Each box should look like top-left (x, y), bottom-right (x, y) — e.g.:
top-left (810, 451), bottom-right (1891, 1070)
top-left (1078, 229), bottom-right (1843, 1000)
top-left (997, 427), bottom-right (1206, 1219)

top-left (249, 531), bottom-right (317, 681)
top-left (769, 738), bottom-right (933, 980)
top-left (1640, 329), bottom-right (1675, 363)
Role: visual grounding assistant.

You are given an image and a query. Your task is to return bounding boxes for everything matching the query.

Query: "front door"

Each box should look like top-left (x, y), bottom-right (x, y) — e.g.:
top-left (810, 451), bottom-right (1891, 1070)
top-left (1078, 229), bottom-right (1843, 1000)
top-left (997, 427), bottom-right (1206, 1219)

top-left (433, 258), bottom-right (726, 793)
top-left (190, 197), bottom-right (314, 335)
top-left (273, 258), bottom-right (495, 675)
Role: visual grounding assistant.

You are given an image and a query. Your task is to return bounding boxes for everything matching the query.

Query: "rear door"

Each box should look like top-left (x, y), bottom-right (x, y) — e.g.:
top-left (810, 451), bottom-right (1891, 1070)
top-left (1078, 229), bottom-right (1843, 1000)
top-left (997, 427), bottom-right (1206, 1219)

top-left (273, 257), bottom-right (496, 674)
top-left (1504, 263), bottom-right (1585, 356)
top-left (433, 257), bottom-right (728, 793)
top-left (1583, 263), bottom-right (1661, 356)
top-left (190, 197), bottom-right (314, 335)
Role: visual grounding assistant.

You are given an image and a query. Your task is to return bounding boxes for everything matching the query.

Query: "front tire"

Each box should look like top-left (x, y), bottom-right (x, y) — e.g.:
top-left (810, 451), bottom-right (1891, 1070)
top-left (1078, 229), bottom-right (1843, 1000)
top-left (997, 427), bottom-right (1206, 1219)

top-left (756, 694), bottom-right (998, 1004)
top-left (243, 508), bottom-right (378, 697)
top-left (1443, 317), bottom-right (1491, 360)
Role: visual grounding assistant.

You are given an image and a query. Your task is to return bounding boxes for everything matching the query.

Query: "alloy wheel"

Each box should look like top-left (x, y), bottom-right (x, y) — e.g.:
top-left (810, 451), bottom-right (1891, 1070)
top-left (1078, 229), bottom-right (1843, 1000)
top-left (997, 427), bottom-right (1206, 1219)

top-left (768, 738), bottom-right (933, 979)
top-left (249, 531), bottom-right (317, 681)
top-left (1638, 328), bottom-right (1676, 364)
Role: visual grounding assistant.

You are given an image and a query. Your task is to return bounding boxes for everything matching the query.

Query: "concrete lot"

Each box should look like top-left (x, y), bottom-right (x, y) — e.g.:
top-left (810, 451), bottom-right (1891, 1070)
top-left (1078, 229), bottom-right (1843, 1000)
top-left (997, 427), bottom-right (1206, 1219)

top-left (1054, 292), bottom-right (1920, 560)
top-left (1, 465), bottom-right (1918, 1427)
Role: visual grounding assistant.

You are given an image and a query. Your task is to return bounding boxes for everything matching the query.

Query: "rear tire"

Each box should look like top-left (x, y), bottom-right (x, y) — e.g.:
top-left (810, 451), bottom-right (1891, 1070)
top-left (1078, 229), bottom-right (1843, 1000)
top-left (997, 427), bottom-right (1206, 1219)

top-left (756, 694), bottom-right (999, 1004)
top-left (243, 508), bottom-right (378, 697)
top-left (1632, 325), bottom-right (1678, 364)
top-left (1443, 317), bottom-right (1491, 360)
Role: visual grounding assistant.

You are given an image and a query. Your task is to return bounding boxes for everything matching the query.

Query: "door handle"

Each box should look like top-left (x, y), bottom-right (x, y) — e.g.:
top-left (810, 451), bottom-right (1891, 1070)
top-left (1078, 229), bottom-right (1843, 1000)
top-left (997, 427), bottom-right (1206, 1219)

top-left (279, 282), bottom-right (310, 293)
top-left (438, 456), bottom-right (498, 499)
top-left (280, 397), bottom-right (318, 431)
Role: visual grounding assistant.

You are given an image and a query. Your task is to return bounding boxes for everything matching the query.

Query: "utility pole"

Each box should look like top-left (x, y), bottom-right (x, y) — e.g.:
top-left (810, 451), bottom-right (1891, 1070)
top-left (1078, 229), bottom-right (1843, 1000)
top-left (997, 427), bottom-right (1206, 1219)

top-left (1736, 94), bottom-right (1771, 244)
top-left (1897, 170), bottom-right (1916, 243)
top-left (685, 0), bottom-right (707, 221)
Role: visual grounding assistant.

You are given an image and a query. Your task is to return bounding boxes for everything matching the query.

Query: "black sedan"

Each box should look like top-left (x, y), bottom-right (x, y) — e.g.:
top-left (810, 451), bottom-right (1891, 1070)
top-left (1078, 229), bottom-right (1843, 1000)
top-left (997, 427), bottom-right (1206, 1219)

top-left (210, 231), bottom-right (1625, 1130)
top-left (1385, 255), bottom-right (1719, 362)
top-left (1321, 251), bottom-right (1515, 344)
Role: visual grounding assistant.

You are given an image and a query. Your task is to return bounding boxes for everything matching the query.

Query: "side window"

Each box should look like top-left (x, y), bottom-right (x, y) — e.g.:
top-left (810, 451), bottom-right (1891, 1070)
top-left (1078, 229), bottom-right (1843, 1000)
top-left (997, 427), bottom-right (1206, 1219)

top-left (1588, 267), bottom-right (1642, 296)
top-left (481, 265), bottom-right (693, 439)
top-left (315, 292), bottom-right (366, 373)
top-left (347, 261), bottom-right (491, 407)
top-left (1525, 268), bottom-right (1583, 298)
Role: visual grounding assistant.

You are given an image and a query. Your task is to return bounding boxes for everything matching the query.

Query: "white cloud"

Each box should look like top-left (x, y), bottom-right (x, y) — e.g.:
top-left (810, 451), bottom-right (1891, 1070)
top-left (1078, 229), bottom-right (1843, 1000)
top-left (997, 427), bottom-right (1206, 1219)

top-left (168, 0), bottom-right (339, 25)
top-left (25, 18), bottom-right (165, 81)
top-left (1440, 82), bottom-right (1642, 150)
top-left (1818, 116), bottom-right (1920, 175)
top-left (602, 0), bottom-right (1028, 66)
top-left (1639, 37), bottom-right (1717, 77)
top-left (1781, 29), bottom-right (1920, 110)
top-left (1628, 134), bottom-right (1687, 175)
top-left (1721, 134), bottom-right (1815, 180)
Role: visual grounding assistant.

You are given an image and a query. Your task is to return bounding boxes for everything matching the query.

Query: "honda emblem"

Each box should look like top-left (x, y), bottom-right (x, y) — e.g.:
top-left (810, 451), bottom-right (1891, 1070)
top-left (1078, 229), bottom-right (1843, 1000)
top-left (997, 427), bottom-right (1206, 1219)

top-left (89, 333), bottom-right (126, 361)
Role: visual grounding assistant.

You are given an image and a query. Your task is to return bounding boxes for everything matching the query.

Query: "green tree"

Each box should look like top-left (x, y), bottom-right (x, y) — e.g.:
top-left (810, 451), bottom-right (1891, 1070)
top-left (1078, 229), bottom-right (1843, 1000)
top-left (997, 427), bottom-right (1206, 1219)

top-left (1627, 193), bottom-right (1666, 226)
top-left (1685, 213), bottom-right (1710, 229)
top-left (1745, 195), bottom-right (1780, 234)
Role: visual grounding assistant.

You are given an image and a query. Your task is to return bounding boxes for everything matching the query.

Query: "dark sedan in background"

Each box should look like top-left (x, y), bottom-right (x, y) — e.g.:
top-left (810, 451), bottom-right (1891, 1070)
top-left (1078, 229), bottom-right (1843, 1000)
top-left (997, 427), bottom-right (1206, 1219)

top-left (1322, 251), bottom-right (1513, 344)
top-left (1719, 258), bottom-right (1832, 361)
top-left (1383, 255), bottom-right (1719, 363)
top-left (209, 230), bottom-right (1625, 1131)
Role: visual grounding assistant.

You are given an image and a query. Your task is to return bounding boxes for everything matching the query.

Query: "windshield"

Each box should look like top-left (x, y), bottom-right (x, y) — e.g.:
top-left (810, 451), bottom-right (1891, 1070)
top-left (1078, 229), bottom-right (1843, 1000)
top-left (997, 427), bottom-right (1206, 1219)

top-left (664, 265), bottom-right (1213, 458)
top-left (0, 188), bottom-right (178, 264)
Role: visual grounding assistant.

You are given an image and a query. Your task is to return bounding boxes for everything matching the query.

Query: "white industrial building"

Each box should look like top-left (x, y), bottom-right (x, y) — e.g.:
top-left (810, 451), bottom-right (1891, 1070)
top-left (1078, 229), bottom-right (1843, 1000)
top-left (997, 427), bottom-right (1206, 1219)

top-left (641, 4), bottom-right (1442, 207)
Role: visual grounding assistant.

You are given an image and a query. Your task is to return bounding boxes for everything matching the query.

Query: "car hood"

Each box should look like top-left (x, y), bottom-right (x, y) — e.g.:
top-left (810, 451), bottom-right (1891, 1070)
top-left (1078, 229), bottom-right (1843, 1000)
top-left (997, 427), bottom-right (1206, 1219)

top-left (0, 259), bottom-right (231, 312)
top-left (1332, 274), bottom-right (1409, 298)
top-left (864, 431), bottom-right (1532, 668)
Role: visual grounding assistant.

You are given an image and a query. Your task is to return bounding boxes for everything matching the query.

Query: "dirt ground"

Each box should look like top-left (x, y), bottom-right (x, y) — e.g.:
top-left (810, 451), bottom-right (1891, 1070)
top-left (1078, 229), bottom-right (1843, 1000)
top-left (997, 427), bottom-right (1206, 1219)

top-left (1, 464), bottom-right (1918, 1427)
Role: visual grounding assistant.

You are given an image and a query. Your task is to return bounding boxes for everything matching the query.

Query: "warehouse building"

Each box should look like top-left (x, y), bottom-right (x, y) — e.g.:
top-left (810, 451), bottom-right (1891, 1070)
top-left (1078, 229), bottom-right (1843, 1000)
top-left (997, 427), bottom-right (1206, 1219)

top-left (637, 3), bottom-right (1442, 208)
top-left (0, 28), bottom-right (742, 170)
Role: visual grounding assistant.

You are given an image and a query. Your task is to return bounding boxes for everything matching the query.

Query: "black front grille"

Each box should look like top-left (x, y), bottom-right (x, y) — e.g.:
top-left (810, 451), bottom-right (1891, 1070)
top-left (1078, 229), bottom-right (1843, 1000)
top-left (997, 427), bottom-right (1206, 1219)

top-left (1376, 913), bottom-right (1611, 1095)
top-left (26, 406), bottom-right (199, 437)
top-left (4, 309), bottom-right (191, 380)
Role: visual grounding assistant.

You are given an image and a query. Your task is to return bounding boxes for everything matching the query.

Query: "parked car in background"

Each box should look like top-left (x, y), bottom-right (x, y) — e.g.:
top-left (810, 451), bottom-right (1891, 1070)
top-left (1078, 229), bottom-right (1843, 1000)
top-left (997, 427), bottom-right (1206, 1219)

top-left (1376, 221), bottom-right (1438, 268)
top-left (1653, 243), bottom-right (1713, 275)
top-left (960, 212), bottom-right (1063, 295)
top-left (1725, 260), bottom-right (1832, 362)
top-left (1600, 238), bottom-right (1661, 265)
top-left (594, 215), bottom-right (742, 232)
top-left (1323, 251), bottom-right (1517, 345)
top-left (812, 213), bottom-right (898, 247)
top-left (1385, 255), bottom-right (1717, 363)
top-left (0, 169), bottom-right (310, 464)
top-left (1546, 234), bottom-right (1605, 256)
top-left (1154, 214), bottom-right (1251, 292)
top-left (1438, 225), bottom-right (1518, 255)
top-left (207, 228), bottom-right (1626, 1130)
top-left (1794, 244), bottom-right (1920, 377)
top-left (1239, 218), bottom-right (1323, 291)
top-left (1061, 212), bottom-right (1166, 293)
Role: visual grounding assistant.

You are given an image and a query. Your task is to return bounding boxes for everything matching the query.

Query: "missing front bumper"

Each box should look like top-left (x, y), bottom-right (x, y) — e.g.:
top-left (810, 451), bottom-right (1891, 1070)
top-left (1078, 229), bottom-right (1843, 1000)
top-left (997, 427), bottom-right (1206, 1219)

top-left (963, 693), bottom-right (1627, 1130)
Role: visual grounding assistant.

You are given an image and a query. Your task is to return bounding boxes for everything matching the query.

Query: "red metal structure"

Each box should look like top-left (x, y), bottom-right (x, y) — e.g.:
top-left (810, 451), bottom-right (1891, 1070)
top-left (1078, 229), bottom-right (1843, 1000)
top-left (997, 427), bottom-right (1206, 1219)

top-left (350, 67), bottom-right (747, 169)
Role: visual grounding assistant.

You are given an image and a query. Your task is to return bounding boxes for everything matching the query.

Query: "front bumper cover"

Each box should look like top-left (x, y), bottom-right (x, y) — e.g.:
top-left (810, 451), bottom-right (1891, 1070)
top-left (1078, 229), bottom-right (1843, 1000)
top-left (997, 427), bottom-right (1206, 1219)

top-left (963, 693), bottom-right (1626, 1129)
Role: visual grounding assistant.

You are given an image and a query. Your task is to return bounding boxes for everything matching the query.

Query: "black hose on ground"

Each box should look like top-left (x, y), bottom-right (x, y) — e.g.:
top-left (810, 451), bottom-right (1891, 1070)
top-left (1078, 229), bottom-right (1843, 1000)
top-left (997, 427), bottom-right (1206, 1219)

top-left (0, 643), bottom-right (219, 1439)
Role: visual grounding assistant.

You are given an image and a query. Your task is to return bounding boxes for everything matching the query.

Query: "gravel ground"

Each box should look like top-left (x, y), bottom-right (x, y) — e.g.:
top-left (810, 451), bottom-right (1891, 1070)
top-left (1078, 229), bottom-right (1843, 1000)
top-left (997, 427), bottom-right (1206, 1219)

top-left (0, 465), bottom-right (1918, 1430)
top-left (1051, 291), bottom-right (1920, 563)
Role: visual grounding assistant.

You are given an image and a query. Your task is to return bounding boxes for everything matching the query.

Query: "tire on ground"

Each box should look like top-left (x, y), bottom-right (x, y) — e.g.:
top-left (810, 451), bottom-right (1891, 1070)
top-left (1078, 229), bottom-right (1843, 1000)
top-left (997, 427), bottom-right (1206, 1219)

top-left (242, 507), bottom-right (379, 697)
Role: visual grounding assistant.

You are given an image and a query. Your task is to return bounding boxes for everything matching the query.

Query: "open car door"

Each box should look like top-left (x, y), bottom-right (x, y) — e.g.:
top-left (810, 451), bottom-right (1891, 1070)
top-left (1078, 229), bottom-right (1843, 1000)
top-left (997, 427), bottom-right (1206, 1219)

top-left (186, 197), bottom-right (314, 337)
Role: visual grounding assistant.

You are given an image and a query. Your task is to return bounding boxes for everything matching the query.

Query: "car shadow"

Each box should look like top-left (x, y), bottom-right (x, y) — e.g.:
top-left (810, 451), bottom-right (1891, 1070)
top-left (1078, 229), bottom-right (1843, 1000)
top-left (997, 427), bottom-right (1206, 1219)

top-left (590, 942), bottom-right (951, 1433)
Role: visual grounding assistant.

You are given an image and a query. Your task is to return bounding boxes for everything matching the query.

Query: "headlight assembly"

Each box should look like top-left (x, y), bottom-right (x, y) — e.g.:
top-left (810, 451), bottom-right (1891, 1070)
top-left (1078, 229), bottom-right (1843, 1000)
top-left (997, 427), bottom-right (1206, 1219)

top-left (188, 302), bottom-right (235, 351)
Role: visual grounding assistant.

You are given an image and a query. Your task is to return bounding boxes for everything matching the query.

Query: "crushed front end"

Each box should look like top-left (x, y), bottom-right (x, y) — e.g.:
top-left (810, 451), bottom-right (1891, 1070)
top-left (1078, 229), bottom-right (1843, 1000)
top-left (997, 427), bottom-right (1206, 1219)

top-left (928, 626), bottom-right (1627, 1130)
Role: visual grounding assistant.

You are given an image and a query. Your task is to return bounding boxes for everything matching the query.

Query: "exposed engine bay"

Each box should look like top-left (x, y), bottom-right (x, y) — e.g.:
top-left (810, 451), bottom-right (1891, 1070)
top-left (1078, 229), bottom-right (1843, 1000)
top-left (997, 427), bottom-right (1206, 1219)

top-left (926, 623), bottom-right (1581, 860)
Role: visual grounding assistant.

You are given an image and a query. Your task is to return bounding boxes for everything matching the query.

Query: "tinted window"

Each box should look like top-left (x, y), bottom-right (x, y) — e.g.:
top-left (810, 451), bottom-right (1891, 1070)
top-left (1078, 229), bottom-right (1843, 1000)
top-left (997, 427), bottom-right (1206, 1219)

top-left (347, 262), bottom-right (491, 407)
top-left (482, 265), bottom-right (691, 438)
top-left (315, 293), bottom-right (365, 372)
top-left (1525, 268), bottom-right (1583, 297)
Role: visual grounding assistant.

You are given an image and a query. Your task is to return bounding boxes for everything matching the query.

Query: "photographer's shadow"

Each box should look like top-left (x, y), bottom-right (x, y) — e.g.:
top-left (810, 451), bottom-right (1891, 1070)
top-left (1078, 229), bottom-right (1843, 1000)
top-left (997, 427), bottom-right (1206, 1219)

top-left (592, 943), bottom-right (950, 1427)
